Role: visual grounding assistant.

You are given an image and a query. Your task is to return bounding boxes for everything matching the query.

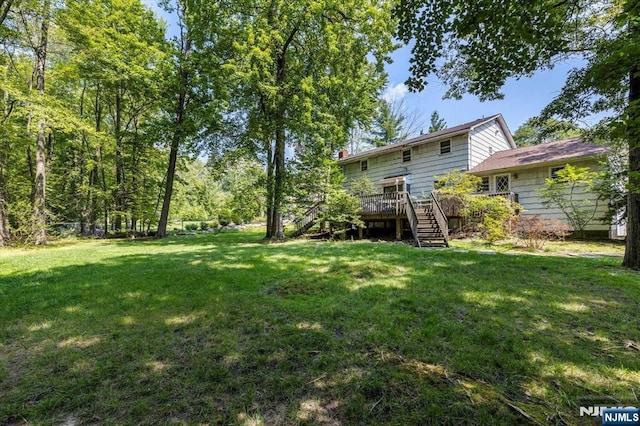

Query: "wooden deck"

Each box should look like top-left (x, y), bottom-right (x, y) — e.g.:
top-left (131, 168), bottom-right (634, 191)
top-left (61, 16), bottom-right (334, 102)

top-left (292, 190), bottom-right (516, 247)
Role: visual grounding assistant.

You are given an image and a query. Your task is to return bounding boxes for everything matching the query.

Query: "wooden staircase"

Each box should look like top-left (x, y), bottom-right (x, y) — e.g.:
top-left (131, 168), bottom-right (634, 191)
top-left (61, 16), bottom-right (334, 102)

top-left (291, 203), bottom-right (323, 237)
top-left (406, 193), bottom-right (449, 248)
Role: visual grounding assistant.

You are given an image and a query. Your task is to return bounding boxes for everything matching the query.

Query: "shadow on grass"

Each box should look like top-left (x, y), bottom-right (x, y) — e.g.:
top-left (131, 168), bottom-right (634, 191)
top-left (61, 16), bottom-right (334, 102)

top-left (1, 233), bottom-right (639, 424)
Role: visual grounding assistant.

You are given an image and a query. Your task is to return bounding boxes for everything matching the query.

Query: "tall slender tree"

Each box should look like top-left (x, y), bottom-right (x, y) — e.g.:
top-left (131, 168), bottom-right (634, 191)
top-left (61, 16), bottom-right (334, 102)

top-left (156, 0), bottom-right (229, 238)
top-left (31, 0), bottom-right (49, 245)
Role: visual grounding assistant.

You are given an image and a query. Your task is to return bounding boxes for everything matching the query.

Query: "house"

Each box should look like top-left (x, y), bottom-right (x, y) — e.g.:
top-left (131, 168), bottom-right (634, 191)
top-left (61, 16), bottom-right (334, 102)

top-left (295, 114), bottom-right (619, 245)
top-left (339, 114), bottom-right (515, 196)
top-left (330, 114), bottom-right (514, 246)
top-left (467, 137), bottom-right (614, 238)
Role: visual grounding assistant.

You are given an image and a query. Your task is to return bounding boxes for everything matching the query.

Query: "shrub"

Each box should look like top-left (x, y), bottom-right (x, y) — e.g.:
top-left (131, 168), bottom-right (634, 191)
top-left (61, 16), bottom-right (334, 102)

top-left (317, 188), bottom-right (363, 238)
top-left (466, 195), bottom-right (519, 243)
top-left (208, 219), bottom-right (219, 228)
top-left (539, 164), bottom-right (602, 238)
top-left (185, 223), bottom-right (198, 231)
top-left (516, 215), bottom-right (573, 250)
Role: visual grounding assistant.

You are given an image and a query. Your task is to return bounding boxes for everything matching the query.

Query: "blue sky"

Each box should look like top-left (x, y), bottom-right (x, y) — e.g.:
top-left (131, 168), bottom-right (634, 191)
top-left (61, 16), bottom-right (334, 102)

top-left (384, 45), bottom-right (580, 135)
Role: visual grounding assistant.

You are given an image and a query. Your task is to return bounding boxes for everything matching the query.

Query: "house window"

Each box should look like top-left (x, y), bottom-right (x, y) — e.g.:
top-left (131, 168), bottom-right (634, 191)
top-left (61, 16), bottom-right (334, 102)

top-left (478, 176), bottom-right (490, 192)
top-left (383, 185), bottom-right (403, 193)
top-left (550, 166), bottom-right (565, 179)
top-left (360, 160), bottom-right (368, 172)
top-left (495, 175), bottom-right (510, 192)
top-left (402, 149), bottom-right (411, 162)
top-left (440, 140), bottom-right (451, 154)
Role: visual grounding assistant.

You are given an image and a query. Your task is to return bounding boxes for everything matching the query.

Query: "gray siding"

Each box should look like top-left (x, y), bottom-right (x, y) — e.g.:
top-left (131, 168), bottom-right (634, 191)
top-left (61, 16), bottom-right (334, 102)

top-left (468, 121), bottom-right (513, 168)
top-left (342, 134), bottom-right (471, 196)
top-left (485, 160), bottom-right (609, 231)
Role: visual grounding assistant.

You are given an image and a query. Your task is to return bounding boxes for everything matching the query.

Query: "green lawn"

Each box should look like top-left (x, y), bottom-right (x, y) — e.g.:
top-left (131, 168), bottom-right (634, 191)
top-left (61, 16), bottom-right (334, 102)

top-left (1, 230), bottom-right (638, 425)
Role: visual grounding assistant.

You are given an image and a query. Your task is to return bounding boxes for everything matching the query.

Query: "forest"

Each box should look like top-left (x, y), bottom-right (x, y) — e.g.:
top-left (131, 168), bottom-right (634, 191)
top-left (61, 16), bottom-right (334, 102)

top-left (0, 0), bottom-right (396, 245)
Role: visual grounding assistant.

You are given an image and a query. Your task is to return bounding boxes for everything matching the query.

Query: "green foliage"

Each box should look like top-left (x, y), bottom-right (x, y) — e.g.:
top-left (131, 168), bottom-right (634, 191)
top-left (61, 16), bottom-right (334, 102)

top-left (349, 175), bottom-right (375, 196)
top-left (221, 0), bottom-right (396, 238)
top-left (466, 195), bottom-right (519, 243)
top-left (539, 164), bottom-right (603, 237)
top-left (171, 159), bottom-right (225, 221)
top-left (318, 188), bottom-right (364, 237)
top-left (222, 159), bottom-right (266, 224)
top-left (434, 170), bottom-right (519, 242)
top-left (434, 170), bottom-right (482, 196)
top-left (513, 117), bottom-right (582, 146)
top-left (594, 148), bottom-right (628, 226)
top-left (428, 110), bottom-right (447, 133)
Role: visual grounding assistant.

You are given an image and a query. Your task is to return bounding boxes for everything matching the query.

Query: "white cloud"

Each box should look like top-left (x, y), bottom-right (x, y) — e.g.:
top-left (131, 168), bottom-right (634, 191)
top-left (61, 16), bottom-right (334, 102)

top-left (382, 83), bottom-right (409, 102)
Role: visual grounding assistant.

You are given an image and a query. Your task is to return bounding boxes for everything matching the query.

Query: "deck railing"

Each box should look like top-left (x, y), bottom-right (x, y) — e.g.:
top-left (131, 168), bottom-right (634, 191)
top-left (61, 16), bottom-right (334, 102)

top-left (359, 191), bottom-right (406, 216)
top-left (404, 193), bottom-right (421, 248)
top-left (485, 191), bottom-right (518, 203)
top-left (430, 191), bottom-right (449, 246)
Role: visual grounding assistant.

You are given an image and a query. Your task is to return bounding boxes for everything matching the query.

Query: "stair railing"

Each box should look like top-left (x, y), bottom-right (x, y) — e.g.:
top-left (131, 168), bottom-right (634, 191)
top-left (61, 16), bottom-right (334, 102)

top-left (293, 202), bottom-right (323, 235)
top-left (405, 193), bottom-right (421, 248)
top-left (430, 191), bottom-right (449, 247)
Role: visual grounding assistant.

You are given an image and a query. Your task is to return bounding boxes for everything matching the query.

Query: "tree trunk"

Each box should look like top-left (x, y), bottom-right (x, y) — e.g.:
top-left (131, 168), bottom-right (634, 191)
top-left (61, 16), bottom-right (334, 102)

top-left (268, 52), bottom-right (288, 241)
top-left (114, 90), bottom-right (124, 232)
top-left (0, 151), bottom-right (9, 247)
top-left (157, 32), bottom-right (191, 238)
top-left (271, 118), bottom-right (285, 240)
top-left (156, 135), bottom-right (179, 238)
top-left (32, 0), bottom-right (50, 245)
top-left (265, 138), bottom-right (274, 238)
top-left (623, 65), bottom-right (640, 269)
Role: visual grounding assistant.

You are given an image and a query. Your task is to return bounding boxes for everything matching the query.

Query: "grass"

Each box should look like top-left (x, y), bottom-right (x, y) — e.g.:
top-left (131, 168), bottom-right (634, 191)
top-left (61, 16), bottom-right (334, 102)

top-left (1, 230), bottom-right (639, 425)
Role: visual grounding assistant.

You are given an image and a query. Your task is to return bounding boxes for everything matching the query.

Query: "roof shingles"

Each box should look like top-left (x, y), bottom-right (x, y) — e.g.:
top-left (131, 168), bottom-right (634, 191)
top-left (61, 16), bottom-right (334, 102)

top-left (468, 138), bottom-right (608, 174)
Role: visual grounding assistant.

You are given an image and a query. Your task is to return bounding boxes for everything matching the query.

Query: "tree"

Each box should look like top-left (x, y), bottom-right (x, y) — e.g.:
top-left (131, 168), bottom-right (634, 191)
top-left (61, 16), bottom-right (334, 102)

top-left (155, 0), bottom-right (229, 238)
top-left (539, 164), bottom-right (602, 238)
top-left (368, 99), bottom-right (409, 147)
top-left (513, 117), bottom-right (581, 146)
top-left (394, 0), bottom-right (640, 269)
top-left (223, 159), bottom-right (266, 224)
top-left (364, 96), bottom-right (425, 148)
top-left (428, 110), bottom-right (446, 133)
top-left (219, 0), bottom-right (395, 240)
top-left (61, 0), bottom-right (167, 234)
top-left (317, 187), bottom-right (363, 238)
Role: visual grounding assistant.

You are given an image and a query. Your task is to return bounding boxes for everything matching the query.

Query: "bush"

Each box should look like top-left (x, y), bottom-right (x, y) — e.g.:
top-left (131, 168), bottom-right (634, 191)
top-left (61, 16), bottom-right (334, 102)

top-left (317, 188), bottom-right (363, 238)
top-left (185, 223), bottom-right (198, 231)
top-left (208, 219), bottom-right (219, 228)
top-left (516, 215), bottom-right (572, 250)
top-left (466, 195), bottom-right (518, 243)
top-left (231, 213), bottom-right (243, 225)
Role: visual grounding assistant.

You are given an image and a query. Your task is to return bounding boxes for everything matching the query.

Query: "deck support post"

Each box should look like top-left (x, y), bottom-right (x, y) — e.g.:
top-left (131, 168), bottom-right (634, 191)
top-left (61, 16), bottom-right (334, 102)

top-left (358, 226), bottom-right (363, 239)
top-left (395, 218), bottom-right (402, 240)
